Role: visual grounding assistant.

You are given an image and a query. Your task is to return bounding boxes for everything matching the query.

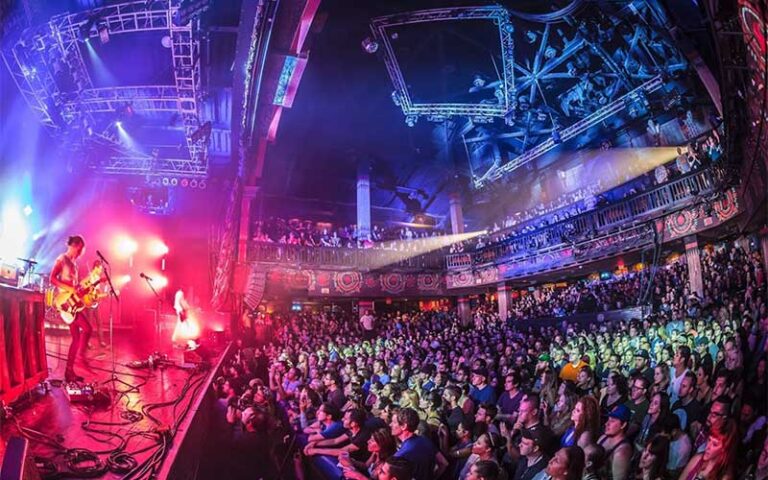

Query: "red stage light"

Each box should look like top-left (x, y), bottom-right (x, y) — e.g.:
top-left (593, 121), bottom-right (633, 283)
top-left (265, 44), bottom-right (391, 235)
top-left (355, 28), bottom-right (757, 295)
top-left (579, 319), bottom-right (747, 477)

top-left (148, 239), bottom-right (169, 257)
top-left (115, 236), bottom-right (138, 257)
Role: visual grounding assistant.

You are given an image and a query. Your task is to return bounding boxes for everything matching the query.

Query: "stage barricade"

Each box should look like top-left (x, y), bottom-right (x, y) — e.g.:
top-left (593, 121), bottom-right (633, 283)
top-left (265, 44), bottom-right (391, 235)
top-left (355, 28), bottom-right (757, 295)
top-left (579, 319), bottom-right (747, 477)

top-left (0, 285), bottom-right (47, 405)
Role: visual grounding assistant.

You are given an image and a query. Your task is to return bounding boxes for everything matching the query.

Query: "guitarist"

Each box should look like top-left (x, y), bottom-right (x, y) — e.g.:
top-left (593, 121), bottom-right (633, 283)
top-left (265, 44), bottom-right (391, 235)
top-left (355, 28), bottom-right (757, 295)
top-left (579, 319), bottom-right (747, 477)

top-left (50, 235), bottom-right (92, 382)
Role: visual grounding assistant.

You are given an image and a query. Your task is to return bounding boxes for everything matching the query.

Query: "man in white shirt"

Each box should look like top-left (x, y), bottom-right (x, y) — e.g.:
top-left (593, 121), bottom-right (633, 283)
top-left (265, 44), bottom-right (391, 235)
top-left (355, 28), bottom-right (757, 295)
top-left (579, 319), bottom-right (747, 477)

top-left (360, 310), bottom-right (375, 341)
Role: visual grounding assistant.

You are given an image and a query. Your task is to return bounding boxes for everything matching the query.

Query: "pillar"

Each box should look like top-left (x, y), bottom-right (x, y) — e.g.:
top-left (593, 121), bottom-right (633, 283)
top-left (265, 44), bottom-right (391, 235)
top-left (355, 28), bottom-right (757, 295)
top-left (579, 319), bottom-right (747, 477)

top-left (760, 228), bottom-right (768, 281)
top-left (457, 296), bottom-right (471, 327)
top-left (237, 186), bottom-right (259, 263)
top-left (497, 283), bottom-right (512, 322)
top-left (684, 235), bottom-right (704, 298)
top-left (449, 192), bottom-right (465, 235)
top-left (357, 161), bottom-right (371, 240)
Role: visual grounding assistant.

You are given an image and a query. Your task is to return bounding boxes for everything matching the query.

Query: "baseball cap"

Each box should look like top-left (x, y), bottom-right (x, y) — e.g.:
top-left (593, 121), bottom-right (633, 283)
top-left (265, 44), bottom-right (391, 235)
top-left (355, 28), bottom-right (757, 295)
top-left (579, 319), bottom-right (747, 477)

top-left (537, 353), bottom-right (551, 362)
top-left (634, 349), bottom-right (650, 360)
top-left (608, 404), bottom-right (632, 423)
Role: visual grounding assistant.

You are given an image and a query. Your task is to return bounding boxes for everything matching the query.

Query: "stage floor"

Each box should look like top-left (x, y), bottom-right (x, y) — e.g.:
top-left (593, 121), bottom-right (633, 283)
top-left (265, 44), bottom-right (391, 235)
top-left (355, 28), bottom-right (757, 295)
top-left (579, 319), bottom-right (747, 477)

top-left (0, 328), bottom-right (221, 479)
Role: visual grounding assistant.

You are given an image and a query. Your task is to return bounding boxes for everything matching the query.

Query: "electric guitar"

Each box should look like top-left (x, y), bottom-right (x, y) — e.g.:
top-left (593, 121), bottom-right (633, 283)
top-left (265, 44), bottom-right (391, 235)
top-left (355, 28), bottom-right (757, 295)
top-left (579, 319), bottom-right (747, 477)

top-left (54, 278), bottom-right (105, 324)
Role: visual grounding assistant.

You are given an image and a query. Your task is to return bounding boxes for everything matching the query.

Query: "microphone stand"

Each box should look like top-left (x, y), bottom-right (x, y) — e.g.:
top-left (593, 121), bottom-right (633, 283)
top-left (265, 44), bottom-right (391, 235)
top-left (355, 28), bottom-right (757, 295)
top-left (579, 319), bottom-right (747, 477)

top-left (142, 275), bottom-right (163, 351)
top-left (100, 258), bottom-right (139, 393)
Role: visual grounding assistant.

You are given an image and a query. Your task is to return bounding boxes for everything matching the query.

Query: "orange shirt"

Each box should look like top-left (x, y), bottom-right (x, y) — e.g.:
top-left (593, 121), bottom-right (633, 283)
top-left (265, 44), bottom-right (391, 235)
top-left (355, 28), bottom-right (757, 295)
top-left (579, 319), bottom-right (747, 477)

top-left (559, 360), bottom-right (588, 382)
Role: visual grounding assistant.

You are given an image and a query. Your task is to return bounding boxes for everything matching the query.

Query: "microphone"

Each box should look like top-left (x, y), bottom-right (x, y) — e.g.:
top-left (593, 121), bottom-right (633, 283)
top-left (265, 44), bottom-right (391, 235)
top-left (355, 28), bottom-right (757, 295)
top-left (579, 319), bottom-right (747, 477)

top-left (96, 250), bottom-right (110, 265)
top-left (140, 272), bottom-right (153, 281)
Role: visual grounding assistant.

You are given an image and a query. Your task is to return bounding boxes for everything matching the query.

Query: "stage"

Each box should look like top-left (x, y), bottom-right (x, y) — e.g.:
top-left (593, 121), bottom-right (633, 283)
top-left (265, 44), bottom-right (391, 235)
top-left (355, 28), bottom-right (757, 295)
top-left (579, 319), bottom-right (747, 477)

top-left (0, 327), bottom-right (227, 479)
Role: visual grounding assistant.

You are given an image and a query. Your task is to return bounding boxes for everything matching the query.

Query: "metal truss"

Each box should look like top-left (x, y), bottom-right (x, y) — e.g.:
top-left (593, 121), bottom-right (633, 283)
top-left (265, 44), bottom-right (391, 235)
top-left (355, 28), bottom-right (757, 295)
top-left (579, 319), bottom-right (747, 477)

top-left (371, 6), bottom-right (515, 119)
top-left (1, 0), bottom-right (208, 178)
top-left (477, 75), bottom-right (665, 187)
top-left (81, 133), bottom-right (207, 177)
top-left (63, 86), bottom-right (183, 114)
top-left (170, 13), bottom-right (206, 170)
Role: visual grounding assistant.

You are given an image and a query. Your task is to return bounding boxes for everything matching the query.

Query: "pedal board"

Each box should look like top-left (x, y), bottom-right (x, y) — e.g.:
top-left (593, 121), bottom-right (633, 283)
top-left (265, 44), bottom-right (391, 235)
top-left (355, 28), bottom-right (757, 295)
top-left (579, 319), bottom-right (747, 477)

top-left (64, 382), bottom-right (111, 405)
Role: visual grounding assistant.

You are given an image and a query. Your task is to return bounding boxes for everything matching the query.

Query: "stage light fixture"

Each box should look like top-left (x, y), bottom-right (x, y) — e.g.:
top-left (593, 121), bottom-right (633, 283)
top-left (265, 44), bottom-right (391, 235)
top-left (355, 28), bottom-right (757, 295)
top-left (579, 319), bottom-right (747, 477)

top-left (162, 177), bottom-right (170, 186)
top-left (180, 178), bottom-right (189, 188)
top-left (115, 120), bottom-right (122, 128)
top-left (97, 22), bottom-right (109, 43)
top-left (170, 178), bottom-right (178, 186)
top-left (198, 180), bottom-right (206, 189)
top-left (190, 179), bottom-right (198, 188)
top-left (361, 37), bottom-right (379, 54)
top-left (148, 239), bottom-right (169, 257)
top-left (115, 236), bottom-right (138, 257)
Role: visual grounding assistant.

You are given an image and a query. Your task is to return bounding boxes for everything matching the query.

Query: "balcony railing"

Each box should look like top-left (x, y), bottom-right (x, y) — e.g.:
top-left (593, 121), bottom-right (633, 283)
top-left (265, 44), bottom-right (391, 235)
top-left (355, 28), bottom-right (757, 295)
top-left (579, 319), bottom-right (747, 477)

top-left (247, 242), bottom-right (446, 270)
top-left (447, 166), bottom-right (724, 270)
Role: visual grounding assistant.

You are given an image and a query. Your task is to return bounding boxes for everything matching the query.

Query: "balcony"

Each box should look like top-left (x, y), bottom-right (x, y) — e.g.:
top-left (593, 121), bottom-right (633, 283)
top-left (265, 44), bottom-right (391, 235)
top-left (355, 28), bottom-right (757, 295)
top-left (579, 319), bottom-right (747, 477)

top-left (247, 242), bottom-right (446, 270)
top-left (447, 165), bottom-right (725, 270)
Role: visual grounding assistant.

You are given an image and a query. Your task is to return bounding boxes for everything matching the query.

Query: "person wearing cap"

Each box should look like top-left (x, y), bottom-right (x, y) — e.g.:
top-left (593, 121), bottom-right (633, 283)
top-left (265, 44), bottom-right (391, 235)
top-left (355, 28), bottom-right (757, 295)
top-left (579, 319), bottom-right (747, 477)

top-left (512, 427), bottom-right (550, 480)
top-left (597, 404), bottom-right (634, 480)
top-left (631, 349), bottom-right (654, 386)
top-left (470, 367), bottom-right (497, 405)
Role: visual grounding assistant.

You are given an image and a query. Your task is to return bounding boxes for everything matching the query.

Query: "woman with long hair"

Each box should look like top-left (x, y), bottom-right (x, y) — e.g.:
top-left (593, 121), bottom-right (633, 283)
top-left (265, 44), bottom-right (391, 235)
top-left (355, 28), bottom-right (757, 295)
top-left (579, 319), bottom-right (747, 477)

top-left (398, 389), bottom-right (420, 410)
top-left (637, 435), bottom-right (669, 480)
top-left (545, 446), bottom-right (586, 480)
top-left (548, 390), bottom-right (579, 438)
top-left (537, 367), bottom-right (559, 409)
top-left (561, 395), bottom-right (600, 449)
top-left (694, 364), bottom-right (712, 405)
top-left (635, 392), bottom-right (671, 454)
top-left (601, 372), bottom-right (629, 423)
top-left (651, 364), bottom-right (671, 396)
top-left (340, 428), bottom-right (397, 480)
top-left (678, 419), bottom-right (738, 480)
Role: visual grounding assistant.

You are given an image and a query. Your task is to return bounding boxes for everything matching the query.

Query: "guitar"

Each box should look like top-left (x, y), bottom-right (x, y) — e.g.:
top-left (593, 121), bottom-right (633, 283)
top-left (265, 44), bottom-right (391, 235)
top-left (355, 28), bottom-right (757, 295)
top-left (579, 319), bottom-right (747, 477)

top-left (54, 278), bottom-right (105, 325)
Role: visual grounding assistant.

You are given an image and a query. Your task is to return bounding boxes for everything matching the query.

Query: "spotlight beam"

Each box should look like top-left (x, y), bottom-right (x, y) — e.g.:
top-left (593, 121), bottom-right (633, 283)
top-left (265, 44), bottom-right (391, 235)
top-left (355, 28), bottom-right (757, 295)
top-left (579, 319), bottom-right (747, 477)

top-left (366, 230), bottom-right (485, 270)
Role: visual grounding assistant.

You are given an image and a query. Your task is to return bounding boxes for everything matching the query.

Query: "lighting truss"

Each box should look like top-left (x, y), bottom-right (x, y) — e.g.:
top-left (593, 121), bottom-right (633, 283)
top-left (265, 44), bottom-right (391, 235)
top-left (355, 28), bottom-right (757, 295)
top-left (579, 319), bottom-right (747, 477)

top-left (63, 85), bottom-right (183, 114)
top-left (81, 133), bottom-right (208, 177)
top-left (1, 0), bottom-right (208, 177)
top-left (371, 6), bottom-right (516, 119)
top-left (476, 75), bottom-right (665, 188)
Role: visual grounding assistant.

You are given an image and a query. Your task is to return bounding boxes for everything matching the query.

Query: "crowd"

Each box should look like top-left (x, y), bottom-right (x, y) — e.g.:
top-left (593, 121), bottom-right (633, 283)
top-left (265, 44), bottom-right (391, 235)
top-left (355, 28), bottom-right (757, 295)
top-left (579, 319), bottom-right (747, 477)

top-left (212, 238), bottom-right (766, 480)
top-left (252, 218), bottom-right (449, 251)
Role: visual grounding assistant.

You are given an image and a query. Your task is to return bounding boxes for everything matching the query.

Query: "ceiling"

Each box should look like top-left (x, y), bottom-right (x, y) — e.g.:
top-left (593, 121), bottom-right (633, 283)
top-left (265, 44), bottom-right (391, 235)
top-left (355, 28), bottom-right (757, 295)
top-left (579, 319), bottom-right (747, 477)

top-left (262, 0), bottom-right (716, 227)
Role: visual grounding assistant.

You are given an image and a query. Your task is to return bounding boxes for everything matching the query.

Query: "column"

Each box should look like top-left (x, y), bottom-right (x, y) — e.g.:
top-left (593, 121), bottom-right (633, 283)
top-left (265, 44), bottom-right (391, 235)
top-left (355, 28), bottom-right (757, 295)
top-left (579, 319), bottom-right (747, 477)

top-left (237, 186), bottom-right (259, 263)
top-left (497, 283), bottom-right (512, 322)
top-left (449, 192), bottom-right (465, 235)
top-left (760, 228), bottom-right (768, 279)
top-left (684, 235), bottom-right (704, 298)
top-left (357, 161), bottom-right (371, 240)
top-left (457, 296), bottom-right (471, 327)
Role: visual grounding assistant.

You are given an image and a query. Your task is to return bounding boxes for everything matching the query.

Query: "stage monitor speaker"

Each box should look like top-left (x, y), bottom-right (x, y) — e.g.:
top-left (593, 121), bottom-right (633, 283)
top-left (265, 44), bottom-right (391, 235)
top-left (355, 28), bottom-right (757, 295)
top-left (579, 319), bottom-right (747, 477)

top-left (0, 436), bottom-right (41, 480)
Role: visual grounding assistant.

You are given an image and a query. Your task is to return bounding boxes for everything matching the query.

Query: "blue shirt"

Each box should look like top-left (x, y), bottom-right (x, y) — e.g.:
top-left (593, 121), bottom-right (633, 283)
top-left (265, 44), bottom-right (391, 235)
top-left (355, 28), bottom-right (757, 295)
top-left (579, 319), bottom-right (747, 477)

top-left (470, 384), bottom-right (497, 405)
top-left (395, 435), bottom-right (436, 480)
top-left (320, 420), bottom-right (344, 439)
